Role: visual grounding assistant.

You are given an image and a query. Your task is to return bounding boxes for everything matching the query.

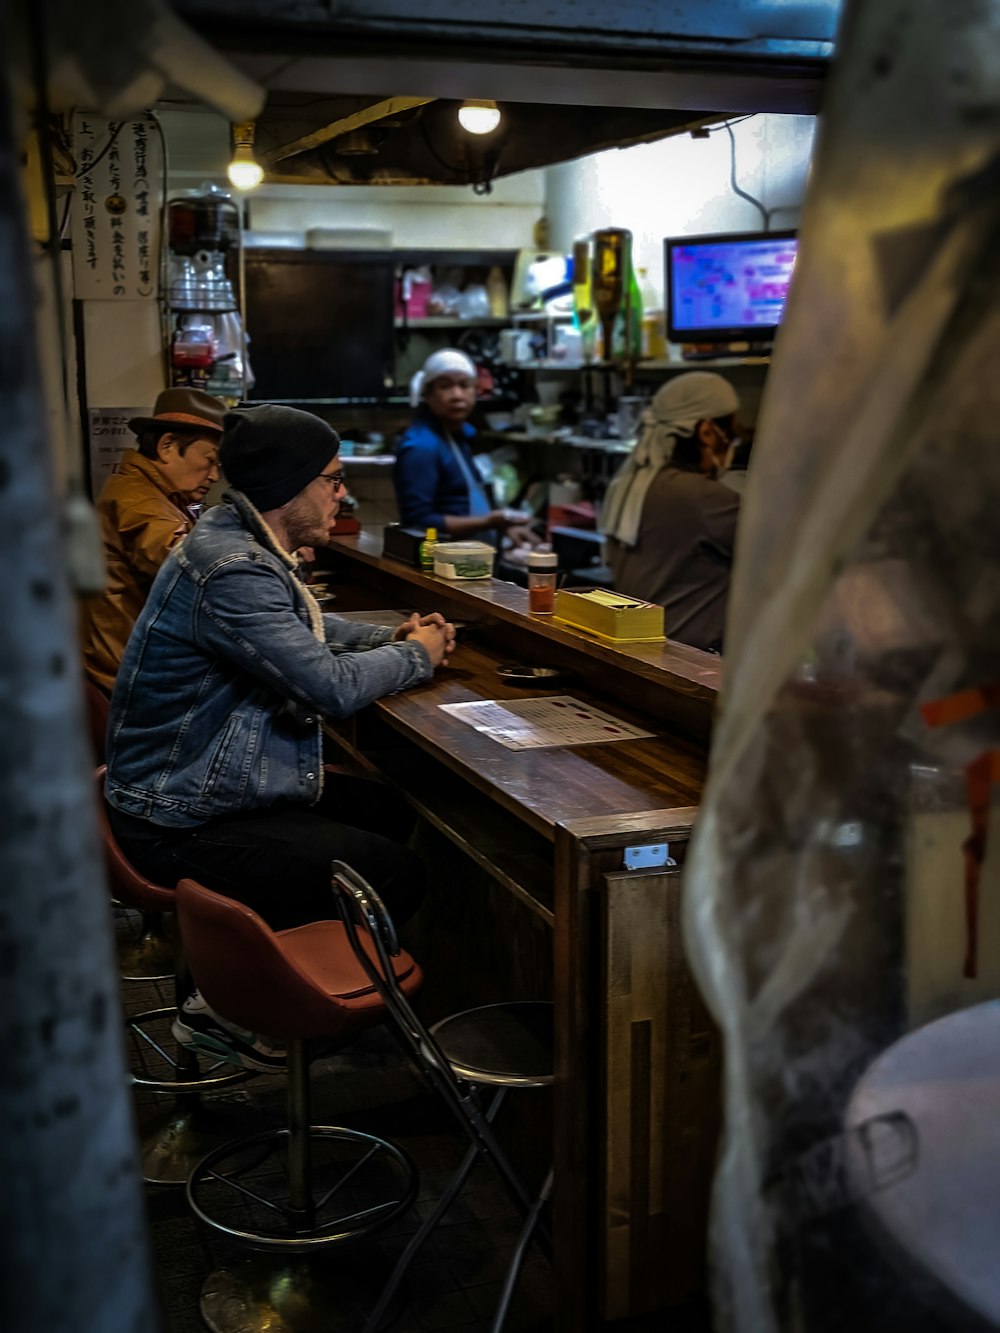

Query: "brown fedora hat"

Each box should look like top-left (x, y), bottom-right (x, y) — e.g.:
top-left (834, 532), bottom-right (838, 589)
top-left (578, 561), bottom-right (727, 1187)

top-left (128, 387), bottom-right (226, 438)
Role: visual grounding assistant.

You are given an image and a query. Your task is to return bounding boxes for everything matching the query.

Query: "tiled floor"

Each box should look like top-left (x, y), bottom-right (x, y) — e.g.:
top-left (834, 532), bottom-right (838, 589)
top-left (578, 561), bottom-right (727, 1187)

top-left (118, 909), bottom-right (711, 1333)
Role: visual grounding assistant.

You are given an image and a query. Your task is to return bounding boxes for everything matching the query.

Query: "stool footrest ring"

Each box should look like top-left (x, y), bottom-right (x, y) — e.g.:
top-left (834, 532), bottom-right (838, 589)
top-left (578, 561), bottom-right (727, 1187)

top-left (128, 1006), bottom-right (251, 1093)
top-left (187, 1125), bottom-right (418, 1251)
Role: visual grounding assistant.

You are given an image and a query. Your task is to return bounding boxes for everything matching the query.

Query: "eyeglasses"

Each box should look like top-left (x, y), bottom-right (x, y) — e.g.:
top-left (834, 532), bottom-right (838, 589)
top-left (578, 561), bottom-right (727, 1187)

top-left (317, 470), bottom-right (347, 491)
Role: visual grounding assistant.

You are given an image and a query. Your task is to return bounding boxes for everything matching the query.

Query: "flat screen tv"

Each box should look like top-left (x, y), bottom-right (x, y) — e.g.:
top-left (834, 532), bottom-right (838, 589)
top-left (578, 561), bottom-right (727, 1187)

top-left (664, 230), bottom-right (798, 346)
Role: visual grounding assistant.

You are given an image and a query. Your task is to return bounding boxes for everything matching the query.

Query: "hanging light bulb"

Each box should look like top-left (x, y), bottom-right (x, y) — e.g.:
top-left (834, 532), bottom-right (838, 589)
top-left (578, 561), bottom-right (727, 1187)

top-left (457, 100), bottom-right (501, 135)
top-left (227, 122), bottom-right (264, 191)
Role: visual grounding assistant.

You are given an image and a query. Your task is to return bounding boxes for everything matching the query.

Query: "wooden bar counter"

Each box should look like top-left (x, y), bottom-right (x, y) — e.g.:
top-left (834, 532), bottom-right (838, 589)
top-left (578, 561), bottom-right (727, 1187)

top-left (322, 533), bottom-right (723, 1328)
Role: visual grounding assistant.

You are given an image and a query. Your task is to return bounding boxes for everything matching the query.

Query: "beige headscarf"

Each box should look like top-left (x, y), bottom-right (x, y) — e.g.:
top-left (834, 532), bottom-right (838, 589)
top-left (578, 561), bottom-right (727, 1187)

top-left (601, 371), bottom-right (739, 548)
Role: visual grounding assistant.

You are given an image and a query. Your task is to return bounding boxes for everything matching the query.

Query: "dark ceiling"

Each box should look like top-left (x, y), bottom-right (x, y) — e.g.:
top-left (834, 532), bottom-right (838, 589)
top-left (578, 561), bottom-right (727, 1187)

top-left (252, 95), bottom-right (724, 189)
top-left (173, 0), bottom-right (832, 185)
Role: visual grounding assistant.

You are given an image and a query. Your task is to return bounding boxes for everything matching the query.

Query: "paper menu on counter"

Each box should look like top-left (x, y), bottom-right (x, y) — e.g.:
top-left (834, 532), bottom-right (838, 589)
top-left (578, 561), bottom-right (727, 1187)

top-left (437, 696), bottom-right (654, 751)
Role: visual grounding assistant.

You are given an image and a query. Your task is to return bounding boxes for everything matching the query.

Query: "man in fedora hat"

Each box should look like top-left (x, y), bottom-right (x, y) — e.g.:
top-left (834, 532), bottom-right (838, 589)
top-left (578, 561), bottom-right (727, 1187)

top-left (81, 387), bottom-right (226, 692)
top-left (104, 403), bottom-right (455, 1071)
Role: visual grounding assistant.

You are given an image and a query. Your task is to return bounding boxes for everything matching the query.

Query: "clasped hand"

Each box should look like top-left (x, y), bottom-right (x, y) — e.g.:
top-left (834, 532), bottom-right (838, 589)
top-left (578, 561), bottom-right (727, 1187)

top-left (394, 611), bottom-right (456, 668)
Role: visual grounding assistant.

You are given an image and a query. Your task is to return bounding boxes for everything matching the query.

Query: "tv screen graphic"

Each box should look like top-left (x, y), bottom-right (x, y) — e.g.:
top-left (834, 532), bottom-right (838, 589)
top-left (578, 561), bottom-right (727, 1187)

top-left (665, 230), bottom-right (798, 344)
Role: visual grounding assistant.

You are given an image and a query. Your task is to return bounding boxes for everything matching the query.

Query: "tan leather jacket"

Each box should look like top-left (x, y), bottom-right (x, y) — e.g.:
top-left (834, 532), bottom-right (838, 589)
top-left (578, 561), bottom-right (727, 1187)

top-left (81, 450), bottom-right (195, 692)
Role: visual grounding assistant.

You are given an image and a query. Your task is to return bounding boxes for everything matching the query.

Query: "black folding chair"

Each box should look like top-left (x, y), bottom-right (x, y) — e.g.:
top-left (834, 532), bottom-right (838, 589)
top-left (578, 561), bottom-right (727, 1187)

top-left (330, 860), bottom-right (554, 1333)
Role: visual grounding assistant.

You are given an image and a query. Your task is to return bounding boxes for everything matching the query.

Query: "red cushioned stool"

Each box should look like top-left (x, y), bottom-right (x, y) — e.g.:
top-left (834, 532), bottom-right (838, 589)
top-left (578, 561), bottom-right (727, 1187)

top-left (175, 876), bottom-right (422, 1333)
top-left (87, 682), bottom-right (174, 982)
top-left (95, 766), bottom-right (255, 1185)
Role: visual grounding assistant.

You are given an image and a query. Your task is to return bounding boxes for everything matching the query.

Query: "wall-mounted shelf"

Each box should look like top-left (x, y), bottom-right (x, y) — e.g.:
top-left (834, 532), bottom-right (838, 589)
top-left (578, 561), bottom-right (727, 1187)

top-left (518, 356), bottom-right (771, 372)
top-left (509, 310), bottom-right (574, 322)
top-left (484, 429), bottom-right (633, 454)
top-left (394, 315), bottom-right (510, 328)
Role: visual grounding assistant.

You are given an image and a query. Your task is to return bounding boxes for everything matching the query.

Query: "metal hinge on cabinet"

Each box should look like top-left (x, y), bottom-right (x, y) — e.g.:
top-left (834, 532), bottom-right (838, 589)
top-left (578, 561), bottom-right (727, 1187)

top-left (623, 844), bottom-right (677, 870)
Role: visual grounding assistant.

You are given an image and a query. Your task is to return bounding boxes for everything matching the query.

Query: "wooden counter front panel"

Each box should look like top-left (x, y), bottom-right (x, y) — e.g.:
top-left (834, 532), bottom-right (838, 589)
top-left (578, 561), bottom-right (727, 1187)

top-left (601, 868), bottom-right (721, 1318)
top-left (553, 817), bottom-right (719, 1331)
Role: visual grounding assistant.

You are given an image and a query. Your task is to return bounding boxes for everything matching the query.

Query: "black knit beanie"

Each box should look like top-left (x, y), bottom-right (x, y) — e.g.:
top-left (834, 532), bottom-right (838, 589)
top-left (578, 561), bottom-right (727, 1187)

top-left (220, 405), bottom-right (340, 511)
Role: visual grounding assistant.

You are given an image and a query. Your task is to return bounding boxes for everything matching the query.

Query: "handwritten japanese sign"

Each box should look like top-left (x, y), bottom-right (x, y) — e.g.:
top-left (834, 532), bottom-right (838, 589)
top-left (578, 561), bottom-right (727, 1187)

top-left (71, 115), bottom-right (162, 301)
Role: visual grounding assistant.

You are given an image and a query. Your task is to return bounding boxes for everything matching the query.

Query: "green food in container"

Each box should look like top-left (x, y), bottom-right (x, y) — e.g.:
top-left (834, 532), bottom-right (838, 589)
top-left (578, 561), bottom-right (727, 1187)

top-left (433, 541), bottom-right (496, 580)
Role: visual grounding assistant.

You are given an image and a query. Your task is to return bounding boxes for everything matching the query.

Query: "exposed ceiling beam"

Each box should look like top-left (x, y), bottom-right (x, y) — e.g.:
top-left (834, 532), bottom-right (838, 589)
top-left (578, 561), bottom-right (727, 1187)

top-left (263, 95), bottom-right (435, 163)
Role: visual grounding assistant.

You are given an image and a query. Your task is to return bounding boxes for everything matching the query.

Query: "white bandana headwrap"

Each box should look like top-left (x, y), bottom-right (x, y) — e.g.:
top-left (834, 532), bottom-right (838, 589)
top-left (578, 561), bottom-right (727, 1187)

top-left (601, 371), bottom-right (739, 549)
top-left (409, 348), bottom-right (478, 408)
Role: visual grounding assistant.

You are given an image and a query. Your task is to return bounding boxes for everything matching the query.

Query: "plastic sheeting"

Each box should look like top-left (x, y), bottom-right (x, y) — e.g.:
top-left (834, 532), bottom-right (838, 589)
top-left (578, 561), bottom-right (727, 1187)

top-left (10, 0), bottom-right (263, 122)
top-left (682, 0), bottom-right (1000, 1328)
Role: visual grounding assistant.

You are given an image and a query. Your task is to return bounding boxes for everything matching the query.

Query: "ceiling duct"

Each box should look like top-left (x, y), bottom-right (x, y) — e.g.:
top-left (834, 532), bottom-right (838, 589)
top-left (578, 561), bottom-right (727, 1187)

top-left (335, 128), bottom-right (382, 155)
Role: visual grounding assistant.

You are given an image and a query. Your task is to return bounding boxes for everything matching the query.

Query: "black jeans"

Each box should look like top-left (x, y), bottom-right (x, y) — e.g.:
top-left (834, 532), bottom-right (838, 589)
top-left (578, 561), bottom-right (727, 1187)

top-left (114, 773), bottom-right (425, 933)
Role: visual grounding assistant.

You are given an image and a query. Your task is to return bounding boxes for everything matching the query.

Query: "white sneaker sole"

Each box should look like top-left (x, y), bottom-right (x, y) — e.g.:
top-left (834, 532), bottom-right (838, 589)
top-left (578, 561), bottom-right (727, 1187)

top-left (171, 1018), bottom-right (286, 1075)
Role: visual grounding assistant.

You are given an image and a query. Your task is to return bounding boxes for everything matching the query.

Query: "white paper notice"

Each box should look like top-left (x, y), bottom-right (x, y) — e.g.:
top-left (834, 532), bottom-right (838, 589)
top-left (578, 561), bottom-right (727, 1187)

top-left (438, 696), bottom-right (654, 751)
top-left (88, 407), bottom-right (145, 499)
top-left (71, 115), bottom-right (162, 301)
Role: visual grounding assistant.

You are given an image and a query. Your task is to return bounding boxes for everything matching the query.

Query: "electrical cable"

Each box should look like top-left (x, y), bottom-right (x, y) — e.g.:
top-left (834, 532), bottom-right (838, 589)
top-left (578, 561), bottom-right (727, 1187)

top-left (724, 120), bottom-right (770, 231)
top-left (148, 109), bottom-right (173, 386)
top-left (418, 115), bottom-right (466, 179)
top-left (706, 114), bottom-right (755, 134)
top-left (26, 1), bottom-right (73, 419)
top-left (702, 116), bottom-right (800, 230)
top-left (75, 120), bottom-right (126, 177)
top-left (26, 0), bottom-right (106, 595)
top-left (58, 190), bottom-right (73, 240)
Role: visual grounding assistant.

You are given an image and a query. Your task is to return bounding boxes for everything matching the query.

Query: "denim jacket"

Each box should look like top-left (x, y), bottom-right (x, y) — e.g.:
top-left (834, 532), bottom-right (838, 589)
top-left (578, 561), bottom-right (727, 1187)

top-left (105, 490), bottom-right (433, 828)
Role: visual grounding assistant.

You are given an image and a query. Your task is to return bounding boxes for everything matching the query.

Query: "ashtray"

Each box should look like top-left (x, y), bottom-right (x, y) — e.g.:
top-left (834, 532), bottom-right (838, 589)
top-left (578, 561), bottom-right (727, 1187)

top-left (497, 663), bottom-right (574, 687)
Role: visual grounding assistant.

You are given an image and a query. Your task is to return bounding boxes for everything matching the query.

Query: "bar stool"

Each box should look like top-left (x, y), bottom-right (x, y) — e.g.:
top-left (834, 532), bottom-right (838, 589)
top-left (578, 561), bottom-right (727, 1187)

top-left (86, 681), bottom-right (174, 980)
top-left (330, 860), bottom-right (554, 1333)
top-left (174, 877), bottom-right (422, 1333)
top-left (95, 766), bottom-right (257, 1184)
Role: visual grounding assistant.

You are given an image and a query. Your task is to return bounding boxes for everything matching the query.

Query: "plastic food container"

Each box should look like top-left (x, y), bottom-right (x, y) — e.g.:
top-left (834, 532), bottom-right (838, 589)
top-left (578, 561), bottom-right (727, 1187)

top-left (432, 541), bottom-right (496, 580)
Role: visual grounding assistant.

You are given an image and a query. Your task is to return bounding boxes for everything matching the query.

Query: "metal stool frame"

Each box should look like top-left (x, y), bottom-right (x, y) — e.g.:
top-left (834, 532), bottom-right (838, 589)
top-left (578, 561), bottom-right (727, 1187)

top-left (174, 876), bottom-right (424, 1333)
top-left (186, 1036), bottom-right (418, 1249)
top-left (330, 860), bottom-right (553, 1333)
top-left (95, 765), bottom-right (255, 1183)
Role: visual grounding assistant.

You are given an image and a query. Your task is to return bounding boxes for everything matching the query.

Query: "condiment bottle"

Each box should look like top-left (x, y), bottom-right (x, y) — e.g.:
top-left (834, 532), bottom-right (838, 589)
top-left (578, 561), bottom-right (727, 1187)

top-left (419, 527), bottom-right (438, 573)
top-left (486, 265), bottom-right (509, 317)
top-left (527, 549), bottom-right (558, 614)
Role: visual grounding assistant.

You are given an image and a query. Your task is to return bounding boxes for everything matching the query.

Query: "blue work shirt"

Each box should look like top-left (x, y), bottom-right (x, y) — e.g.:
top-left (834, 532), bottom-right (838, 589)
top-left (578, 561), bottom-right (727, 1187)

top-left (394, 405), bottom-right (493, 534)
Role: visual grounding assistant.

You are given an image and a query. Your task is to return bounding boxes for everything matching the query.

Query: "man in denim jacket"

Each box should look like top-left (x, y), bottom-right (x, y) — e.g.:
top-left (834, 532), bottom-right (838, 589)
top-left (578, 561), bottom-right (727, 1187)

top-left (105, 404), bottom-right (455, 1070)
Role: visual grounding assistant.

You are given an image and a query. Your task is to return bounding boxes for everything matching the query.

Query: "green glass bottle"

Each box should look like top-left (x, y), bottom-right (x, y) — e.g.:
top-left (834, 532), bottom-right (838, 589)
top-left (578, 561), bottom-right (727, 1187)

top-left (624, 251), bottom-right (644, 361)
top-left (611, 234), bottom-right (642, 362)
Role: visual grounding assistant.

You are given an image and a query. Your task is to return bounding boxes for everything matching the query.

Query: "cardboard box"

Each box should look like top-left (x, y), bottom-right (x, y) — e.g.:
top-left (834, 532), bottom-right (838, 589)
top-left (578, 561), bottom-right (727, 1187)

top-left (553, 587), bottom-right (665, 643)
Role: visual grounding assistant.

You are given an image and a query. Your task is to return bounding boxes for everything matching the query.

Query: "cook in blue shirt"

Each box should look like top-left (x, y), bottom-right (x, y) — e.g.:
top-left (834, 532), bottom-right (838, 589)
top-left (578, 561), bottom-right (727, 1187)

top-left (394, 348), bottom-right (534, 548)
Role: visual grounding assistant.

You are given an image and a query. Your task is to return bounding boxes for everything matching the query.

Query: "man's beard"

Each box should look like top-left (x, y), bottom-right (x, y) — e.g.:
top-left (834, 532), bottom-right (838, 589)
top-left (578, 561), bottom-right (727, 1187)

top-left (283, 502), bottom-right (331, 552)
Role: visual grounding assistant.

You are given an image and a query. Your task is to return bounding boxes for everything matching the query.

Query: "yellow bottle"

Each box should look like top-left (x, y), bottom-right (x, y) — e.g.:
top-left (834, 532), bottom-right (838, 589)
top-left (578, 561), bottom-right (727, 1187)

top-left (419, 527), bottom-right (438, 573)
top-left (486, 266), bottom-right (509, 317)
top-left (572, 237), bottom-right (598, 363)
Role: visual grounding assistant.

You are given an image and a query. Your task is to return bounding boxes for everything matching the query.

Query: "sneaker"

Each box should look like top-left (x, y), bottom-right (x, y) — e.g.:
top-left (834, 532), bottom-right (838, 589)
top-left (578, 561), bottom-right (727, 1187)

top-left (172, 991), bottom-right (286, 1074)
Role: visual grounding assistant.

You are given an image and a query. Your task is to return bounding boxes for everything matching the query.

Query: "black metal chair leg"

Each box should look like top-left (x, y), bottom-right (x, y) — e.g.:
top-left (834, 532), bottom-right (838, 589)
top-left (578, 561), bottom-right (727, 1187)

top-left (490, 1167), bottom-right (553, 1333)
top-left (364, 1089), bottom-right (507, 1333)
